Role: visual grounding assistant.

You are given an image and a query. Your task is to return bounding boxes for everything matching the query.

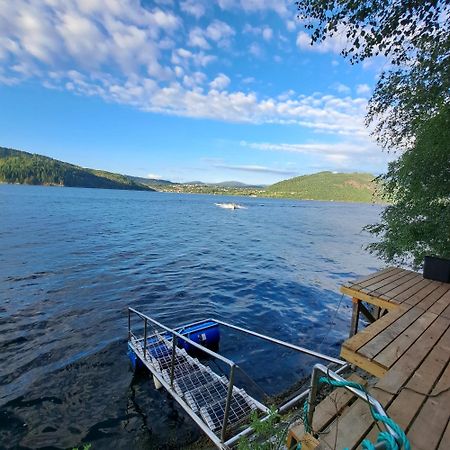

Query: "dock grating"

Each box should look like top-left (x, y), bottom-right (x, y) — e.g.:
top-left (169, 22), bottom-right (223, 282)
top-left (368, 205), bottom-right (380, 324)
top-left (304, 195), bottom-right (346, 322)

top-left (130, 332), bottom-right (261, 437)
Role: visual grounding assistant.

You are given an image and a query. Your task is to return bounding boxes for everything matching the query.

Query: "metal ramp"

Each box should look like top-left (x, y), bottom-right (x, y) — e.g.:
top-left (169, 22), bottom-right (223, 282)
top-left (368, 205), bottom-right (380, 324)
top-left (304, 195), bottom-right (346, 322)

top-left (131, 332), bottom-right (260, 432)
top-left (127, 307), bottom-right (346, 449)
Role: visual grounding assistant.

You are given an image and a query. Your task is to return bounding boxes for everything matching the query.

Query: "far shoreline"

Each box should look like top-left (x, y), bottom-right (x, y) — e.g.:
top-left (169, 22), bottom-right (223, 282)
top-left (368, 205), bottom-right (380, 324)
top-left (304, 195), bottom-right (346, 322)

top-left (0, 181), bottom-right (386, 205)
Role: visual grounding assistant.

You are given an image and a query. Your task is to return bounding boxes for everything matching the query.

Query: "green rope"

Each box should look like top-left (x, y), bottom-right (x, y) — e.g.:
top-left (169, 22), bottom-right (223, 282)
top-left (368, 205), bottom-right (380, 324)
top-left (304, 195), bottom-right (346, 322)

top-left (302, 376), bottom-right (411, 450)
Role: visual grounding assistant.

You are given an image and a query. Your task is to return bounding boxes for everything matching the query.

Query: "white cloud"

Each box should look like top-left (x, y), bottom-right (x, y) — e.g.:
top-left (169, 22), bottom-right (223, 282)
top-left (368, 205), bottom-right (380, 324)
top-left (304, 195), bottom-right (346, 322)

top-left (243, 24), bottom-right (261, 35)
top-left (356, 83), bottom-right (371, 95)
top-left (209, 73), bottom-right (230, 90)
top-left (183, 71), bottom-right (207, 88)
top-left (243, 24), bottom-right (272, 41)
top-left (214, 164), bottom-right (298, 176)
top-left (180, 0), bottom-right (206, 19)
top-left (188, 28), bottom-right (211, 49)
top-left (217, 0), bottom-right (289, 18)
top-left (186, 20), bottom-right (235, 50)
top-left (172, 48), bottom-right (216, 67)
top-left (262, 27), bottom-right (273, 41)
top-left (334, 82), bottom-right (351, 94)
top-left (249, 42), bottom-right (263, 58)
top-left (296, 29), bottom-right (348, 54)
top-left (240, 139), bottom-right (391, 171)
top-left (205, 20), bottom-right (235, 42)
top-left (241, 140), bottom-right (369, 156)
top-left (147, 173), bottom-right (162, 179)
top-left (286, 20), bottom-right (296, 32)
top-left (0, 0), bottom-right (374, 149)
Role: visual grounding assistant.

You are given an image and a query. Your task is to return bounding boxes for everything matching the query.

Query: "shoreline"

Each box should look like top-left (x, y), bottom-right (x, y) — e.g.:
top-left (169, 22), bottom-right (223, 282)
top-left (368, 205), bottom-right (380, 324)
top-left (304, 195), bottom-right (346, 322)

top-left (0, 181), bottom-right (386, 205)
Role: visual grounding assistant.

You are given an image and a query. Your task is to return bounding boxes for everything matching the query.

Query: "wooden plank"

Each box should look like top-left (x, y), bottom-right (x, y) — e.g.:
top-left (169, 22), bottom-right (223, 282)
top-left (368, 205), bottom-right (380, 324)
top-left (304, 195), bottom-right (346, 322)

top-left (362, 389), bottom-right (425, 445)
top-left (437, 420), bottom-right (450, 450)
top-left (340, 286), bottom-right (400, 310)
top-left (320, 398), bottom-right (374, 450)
top-left (407, 324), bottom-right (450, 394)
top-left (341, 304), bottom-right (411, 353)
top-left (312, 374), bottom-right (366, 432)
top-left (358, 307), bottom-right (424, 360)
top-left (375, 271), bottom-right (423, 300)
top-left (429, 289), bottom-right (450, 317)
top-left (398, 279), bottom-right (440, 306)
top-left (349, 298), bottom-right (361, 337)
top-left (406, 388), bottom-right (450, 450)
top-left (385, 277), bottom-right (431, 304)
top-left (374, 310), bottom-right (438, 370)
top-left (439, 301), bottom-right (450, 320)
top-left (414, 283), bottom-right (450, 312)
top-left (359, 302), bottom-right (377, 323)
top-left (375, 316), bottom-right (449, 395)
top-left (343, 267), bottom-right (396, 289)
top-left (431, 356), bottom-right (450, 396)
top-left (320, 387), bottom-right (392, 450)
top-left (359, 269), bottom-right (413, 294)
top-left (365, 271), bottom-right (420, 298)
top-left (345, 267), bottom-right (399, 289)
top-left (364, 326), bottom-right (450, 446)
top-left (340, 347), bottom-right (387, 377)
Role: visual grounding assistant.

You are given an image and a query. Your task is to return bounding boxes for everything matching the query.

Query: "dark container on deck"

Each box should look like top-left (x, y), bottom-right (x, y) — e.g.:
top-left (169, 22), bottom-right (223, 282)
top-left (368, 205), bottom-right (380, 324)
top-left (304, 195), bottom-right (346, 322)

top-left (423, 256), bottom-right (450, 283)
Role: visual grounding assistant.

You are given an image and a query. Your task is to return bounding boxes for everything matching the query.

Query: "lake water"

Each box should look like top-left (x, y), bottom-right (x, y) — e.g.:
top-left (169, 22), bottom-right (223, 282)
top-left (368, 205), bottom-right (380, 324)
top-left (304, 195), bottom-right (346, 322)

top-left (0, 184), bottom-right (384, 449)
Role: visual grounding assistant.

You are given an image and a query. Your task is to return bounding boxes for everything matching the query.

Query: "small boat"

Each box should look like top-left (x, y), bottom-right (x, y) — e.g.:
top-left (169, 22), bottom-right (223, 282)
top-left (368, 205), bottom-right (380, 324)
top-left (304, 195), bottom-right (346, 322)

top-left (214, 202), bottom-right (245, 210)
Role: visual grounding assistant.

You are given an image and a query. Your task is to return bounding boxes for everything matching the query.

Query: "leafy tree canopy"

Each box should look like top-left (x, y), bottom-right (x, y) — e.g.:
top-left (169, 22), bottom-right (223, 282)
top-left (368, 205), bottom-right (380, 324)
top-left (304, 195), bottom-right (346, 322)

top-left (366, 106), bottom-right (450, 268)
top-left (296, 0), bottom-right (447, 65)
top-left (296, 1), bottom-right (450, 266)
top-left (297, 0), bottom-right (450, 149)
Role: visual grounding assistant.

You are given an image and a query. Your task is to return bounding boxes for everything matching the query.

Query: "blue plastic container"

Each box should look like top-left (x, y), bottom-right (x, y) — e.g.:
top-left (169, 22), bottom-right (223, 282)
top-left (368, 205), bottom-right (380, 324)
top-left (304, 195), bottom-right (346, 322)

top-left (176, 320), bottom-right (220, 354)
top-left (127, 342), bottom-right (144, 371)
top-left (128, 320), bottom-right (220, 371)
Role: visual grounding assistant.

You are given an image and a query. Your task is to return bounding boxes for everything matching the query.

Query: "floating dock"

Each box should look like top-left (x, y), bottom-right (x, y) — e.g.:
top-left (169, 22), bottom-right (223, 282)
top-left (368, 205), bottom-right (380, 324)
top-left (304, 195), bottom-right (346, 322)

top-left (127, 308), bottom-right (345, 449)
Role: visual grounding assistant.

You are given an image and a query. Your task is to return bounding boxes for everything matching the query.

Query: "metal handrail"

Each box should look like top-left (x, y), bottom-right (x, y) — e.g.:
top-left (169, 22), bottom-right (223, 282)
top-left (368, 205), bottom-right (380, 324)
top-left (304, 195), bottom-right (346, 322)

top-left (129, 307), bottom-right (235, 366)
top-left (212, 318), bottom-right (346, 366)
top-left (128, 309), bottom-right (348, 447)
top-left (224, 363), bottom-right (349, 447)
top-left (306, 364), bottom-right (397, 450)
top-left (128, 308), bottom-right (237, 444)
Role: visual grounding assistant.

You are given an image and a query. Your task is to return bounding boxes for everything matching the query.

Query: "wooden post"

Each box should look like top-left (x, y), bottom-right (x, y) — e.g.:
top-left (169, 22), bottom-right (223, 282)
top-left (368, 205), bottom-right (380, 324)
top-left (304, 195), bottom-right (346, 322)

top-left (349, 298), bottom-right (361, 337)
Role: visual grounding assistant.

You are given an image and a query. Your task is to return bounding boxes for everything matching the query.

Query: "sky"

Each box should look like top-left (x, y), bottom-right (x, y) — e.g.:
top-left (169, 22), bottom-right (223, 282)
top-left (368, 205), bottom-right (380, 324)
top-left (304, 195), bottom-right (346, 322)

top-left (0, 0), bottom-right (393, 184)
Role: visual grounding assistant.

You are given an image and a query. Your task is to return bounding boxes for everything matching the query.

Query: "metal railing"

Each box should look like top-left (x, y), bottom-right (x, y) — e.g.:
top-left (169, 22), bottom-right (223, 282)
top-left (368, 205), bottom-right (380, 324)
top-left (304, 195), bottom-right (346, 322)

top-left (306, 364), bottom-right (397, 450)
top-left (128, 308), bottom-right (347, 448)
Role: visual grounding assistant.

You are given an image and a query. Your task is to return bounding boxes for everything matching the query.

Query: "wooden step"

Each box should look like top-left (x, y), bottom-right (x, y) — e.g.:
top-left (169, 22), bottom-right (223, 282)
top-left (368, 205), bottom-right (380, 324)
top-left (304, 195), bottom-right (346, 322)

top-left (286, 374), bottom-right (366, 449)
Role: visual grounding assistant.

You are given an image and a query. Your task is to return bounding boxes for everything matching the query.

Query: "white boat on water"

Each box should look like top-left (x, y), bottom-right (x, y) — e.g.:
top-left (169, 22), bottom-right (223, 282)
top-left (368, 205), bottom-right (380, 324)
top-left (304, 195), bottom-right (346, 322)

top-left (214, 202), bottom-right (245, 210)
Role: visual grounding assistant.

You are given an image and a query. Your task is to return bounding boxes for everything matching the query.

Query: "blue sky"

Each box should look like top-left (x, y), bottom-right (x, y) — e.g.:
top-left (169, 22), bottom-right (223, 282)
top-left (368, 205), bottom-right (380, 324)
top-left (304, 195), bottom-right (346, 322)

top-left (0, 0), bottom-right (392, 184)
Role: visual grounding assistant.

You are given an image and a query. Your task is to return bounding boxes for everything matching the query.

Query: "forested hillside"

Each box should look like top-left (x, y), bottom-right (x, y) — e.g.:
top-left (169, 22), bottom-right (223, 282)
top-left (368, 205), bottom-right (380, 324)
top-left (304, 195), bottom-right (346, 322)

top-left (266, 171), bottom-right (380, 203)
top-left (0, 147), bottom-right (153, 191)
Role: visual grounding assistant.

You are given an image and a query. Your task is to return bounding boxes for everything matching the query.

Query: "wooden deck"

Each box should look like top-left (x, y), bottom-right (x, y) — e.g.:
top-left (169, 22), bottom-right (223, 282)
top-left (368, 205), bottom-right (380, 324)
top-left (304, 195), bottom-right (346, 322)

top-left (341, 267), bottom-right (450, 377)
top-left (339, 267), bottom-right (450, 449)
top-left (288, 267), bottom-right (450, 450)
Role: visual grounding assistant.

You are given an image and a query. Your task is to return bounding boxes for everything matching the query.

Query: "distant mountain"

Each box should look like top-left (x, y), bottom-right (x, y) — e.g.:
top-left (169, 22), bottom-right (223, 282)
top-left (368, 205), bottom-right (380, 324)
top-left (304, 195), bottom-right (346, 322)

top-left (213, 181), bottom-right (260, 188)
top-left (0, 147), bottom-right (154, 191)
top-left (266, 171), bottom-right (380, 203)
top-left (183, 180), bottom-right (263, 188)
top-left (128, 175), bottom-right (174, 186)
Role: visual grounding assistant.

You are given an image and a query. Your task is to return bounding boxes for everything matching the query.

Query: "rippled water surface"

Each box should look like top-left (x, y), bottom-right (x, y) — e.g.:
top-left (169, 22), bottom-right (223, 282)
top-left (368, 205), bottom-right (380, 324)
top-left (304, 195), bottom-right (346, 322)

top-left (0, 185), bottom-right (384, 449)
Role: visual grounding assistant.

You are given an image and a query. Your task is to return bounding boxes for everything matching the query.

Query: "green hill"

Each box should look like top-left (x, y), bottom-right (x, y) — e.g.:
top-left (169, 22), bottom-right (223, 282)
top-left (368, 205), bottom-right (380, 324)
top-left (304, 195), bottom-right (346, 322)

top-left (266, 171), bottom-right (380, 203)
top-left (0, 146), bottom-right (154, 191)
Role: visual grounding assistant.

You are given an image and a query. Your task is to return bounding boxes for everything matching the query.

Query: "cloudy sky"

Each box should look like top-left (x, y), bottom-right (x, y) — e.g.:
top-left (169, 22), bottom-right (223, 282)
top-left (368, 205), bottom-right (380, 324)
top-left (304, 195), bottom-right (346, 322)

top-left (0, 0), bottom-right (392, 184)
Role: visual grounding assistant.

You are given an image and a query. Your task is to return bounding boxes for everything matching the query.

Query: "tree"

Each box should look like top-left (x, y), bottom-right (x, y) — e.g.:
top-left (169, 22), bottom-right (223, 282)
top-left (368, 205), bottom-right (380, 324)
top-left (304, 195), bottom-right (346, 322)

top-left (365, 106), bottom-right (450, 268)
top-left (296, 0), bottom-right (450, 267)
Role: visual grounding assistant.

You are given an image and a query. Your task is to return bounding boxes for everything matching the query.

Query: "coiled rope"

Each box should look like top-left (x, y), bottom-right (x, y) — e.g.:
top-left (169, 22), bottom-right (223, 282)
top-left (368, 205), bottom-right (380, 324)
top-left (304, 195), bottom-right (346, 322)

top-left (300, 377), bottom-right (410, 450)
